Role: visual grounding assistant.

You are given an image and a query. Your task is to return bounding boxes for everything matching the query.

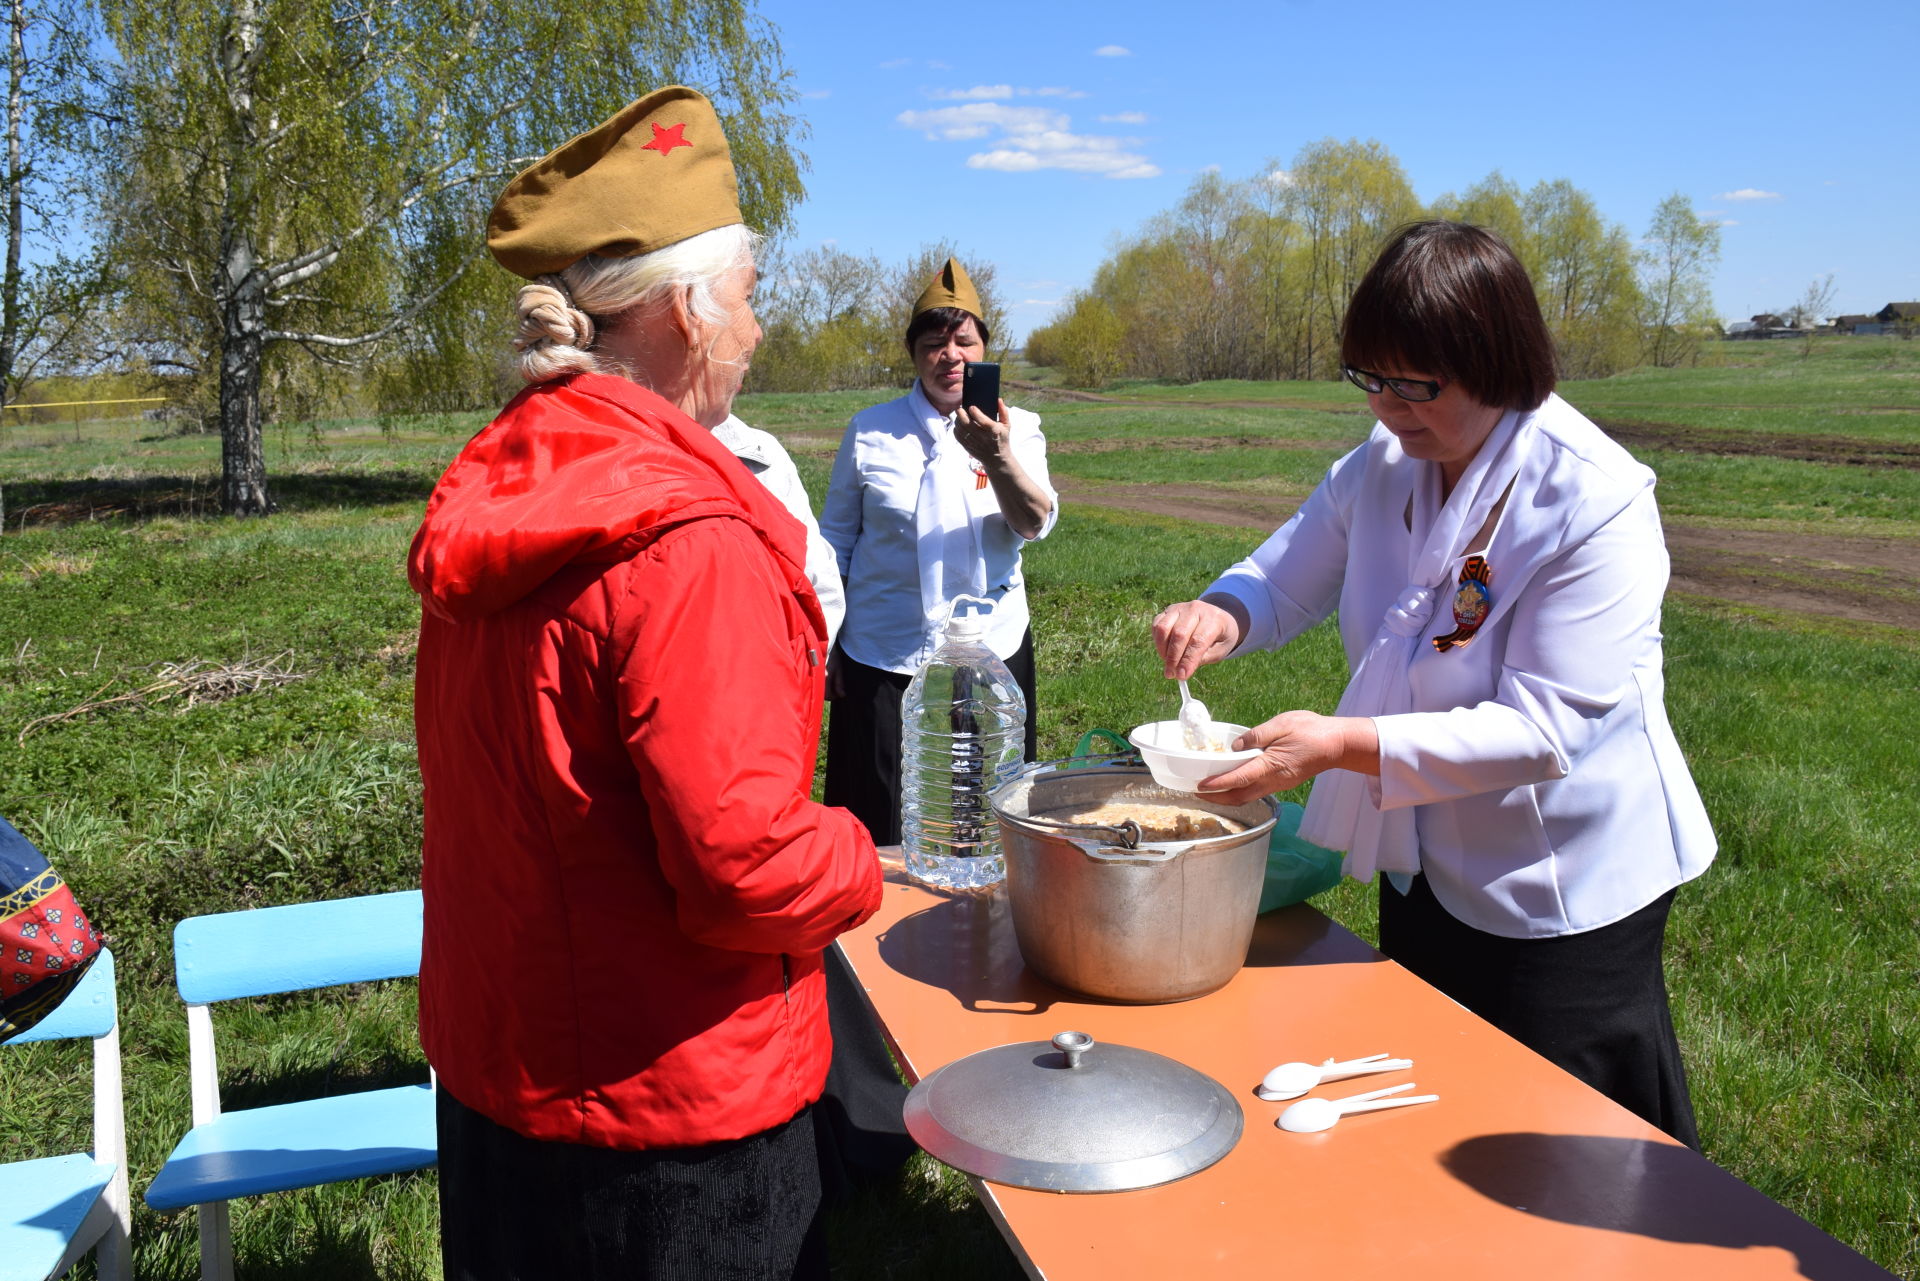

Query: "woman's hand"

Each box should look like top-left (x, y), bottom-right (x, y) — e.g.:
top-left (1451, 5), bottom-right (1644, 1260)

top-left (1153, 596), bottom-right (1247, 680)
top-left (824, 645), bottom-right (847, 702)
top-left (1193, 711), bottom-right (1380, 805)
top-left (956, 399), bottom-right (1051, 539)
top-left (954, 399), bottom-right (1013, 467)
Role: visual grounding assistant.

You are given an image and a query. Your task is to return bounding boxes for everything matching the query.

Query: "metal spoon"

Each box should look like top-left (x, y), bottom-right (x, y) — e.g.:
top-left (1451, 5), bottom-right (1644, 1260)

top-left (1276, 1083), bottom-right (1439, 1133)
top-left (1254, 1053), bottom-right (1413, 1102)
top-left (1177, 679), bottom-right (1212, 750)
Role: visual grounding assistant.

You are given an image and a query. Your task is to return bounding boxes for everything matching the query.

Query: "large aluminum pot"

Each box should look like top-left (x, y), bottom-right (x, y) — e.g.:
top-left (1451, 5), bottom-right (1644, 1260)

top-left (990, 762), bottom-right (1277, 1004)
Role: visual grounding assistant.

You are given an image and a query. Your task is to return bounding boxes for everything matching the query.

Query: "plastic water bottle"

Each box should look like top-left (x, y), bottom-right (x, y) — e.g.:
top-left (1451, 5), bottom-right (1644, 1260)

top-left (901, 601), bottom-right (1027, 890)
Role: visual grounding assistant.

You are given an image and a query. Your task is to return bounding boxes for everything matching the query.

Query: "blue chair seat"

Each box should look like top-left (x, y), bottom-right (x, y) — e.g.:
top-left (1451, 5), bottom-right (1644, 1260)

top-left (146, 1083), bottom-right (435, 1212)
top-left (0, 1153), bottom-right (115, 1281)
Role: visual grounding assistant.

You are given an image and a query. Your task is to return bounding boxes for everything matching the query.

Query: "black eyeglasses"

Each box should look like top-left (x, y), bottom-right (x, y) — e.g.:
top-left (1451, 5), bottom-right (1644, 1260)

top-left (1342, 365), bottom-right (1444, 402)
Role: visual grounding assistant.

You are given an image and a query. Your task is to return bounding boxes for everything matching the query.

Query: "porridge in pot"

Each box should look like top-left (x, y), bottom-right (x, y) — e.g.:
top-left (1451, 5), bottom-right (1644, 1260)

top-left (1038, 801), bottom-right (1247, 842)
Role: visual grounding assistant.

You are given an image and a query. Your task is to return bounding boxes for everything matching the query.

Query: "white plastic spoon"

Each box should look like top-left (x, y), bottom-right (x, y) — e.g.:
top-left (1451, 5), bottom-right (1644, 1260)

top-left (1276, 1082), bottom-right (1439, 1134)
top-left (1177, 679), bottom-right (1212, 750)
top-left (1254, 1053), bottom-right (1414, 1102)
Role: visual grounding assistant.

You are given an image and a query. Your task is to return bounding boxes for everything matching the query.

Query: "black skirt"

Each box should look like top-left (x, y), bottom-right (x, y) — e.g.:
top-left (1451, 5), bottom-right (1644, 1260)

top-left (437, 1088), bottom-right (827, 1281)
top-left (1378, 873), bottom-right (1700, 1149)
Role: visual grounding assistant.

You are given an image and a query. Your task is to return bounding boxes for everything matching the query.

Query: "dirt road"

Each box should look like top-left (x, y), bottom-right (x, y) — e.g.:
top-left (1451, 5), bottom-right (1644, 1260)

top-left (1061, 480), bottom-right (1920, 632)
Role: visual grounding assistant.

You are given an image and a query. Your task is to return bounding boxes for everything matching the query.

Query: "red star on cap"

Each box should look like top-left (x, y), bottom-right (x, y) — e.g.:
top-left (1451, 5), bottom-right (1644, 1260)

top-left (641, 122), bottom-right (692, 155)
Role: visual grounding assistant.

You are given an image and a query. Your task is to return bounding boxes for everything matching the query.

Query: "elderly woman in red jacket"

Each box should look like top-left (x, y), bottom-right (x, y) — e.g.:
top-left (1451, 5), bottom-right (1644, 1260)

top-left (408, 88), bottom-right (881, 1281)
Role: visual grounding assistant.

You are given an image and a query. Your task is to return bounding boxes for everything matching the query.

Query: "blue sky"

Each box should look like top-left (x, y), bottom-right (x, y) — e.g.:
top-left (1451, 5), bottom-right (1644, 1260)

top-left (764, 0), bottom-right (1918, 344)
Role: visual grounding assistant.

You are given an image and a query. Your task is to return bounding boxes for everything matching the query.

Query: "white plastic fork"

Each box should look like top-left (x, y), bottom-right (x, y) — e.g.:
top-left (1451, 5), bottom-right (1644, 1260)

top-left (1255, 1053), bottom-right (1414, 1101)
top-left (1276, 1082), bottom-right (1440, 1133)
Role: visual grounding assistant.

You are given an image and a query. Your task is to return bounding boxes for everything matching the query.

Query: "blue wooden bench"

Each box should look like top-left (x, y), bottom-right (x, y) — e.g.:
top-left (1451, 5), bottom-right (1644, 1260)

top-left (144, 891), bottom-right (436, 1281)
top-left (0, 949), bottom-right (131, 1281)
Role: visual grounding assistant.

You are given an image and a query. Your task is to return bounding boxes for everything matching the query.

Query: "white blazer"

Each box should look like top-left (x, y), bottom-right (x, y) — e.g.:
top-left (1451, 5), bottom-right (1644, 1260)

top-left (713, 414), bottom-right (846, 648)
top-left (1210, 395), bottom-right (1716, 938)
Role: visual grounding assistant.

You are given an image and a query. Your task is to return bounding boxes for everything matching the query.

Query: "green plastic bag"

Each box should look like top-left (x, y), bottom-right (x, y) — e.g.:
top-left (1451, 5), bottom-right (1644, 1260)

top-left (1258, 802), bottom-right (1344, 912)
top-left (1068, 727), bottom-right (1136, 764)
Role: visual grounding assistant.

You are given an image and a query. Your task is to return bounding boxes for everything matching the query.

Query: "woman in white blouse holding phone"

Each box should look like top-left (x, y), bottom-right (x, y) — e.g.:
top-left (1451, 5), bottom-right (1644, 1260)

top-left (1154, 221), bottom-right (1715, 1147)
top-left (819, 258), bottom-right (1056, 845)
top-left (809, 257), bottom-right (1056, 1201)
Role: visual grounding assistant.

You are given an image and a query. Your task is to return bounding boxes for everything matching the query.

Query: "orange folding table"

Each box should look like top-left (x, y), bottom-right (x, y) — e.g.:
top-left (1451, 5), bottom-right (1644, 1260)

top-left (834, 855), bottom-right (1892, 1280)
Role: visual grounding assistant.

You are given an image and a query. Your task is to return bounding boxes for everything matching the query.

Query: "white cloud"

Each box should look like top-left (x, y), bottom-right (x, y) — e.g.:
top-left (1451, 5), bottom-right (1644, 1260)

top-left (900, 101), bottom-right (1159, 180)
top-left (968, 135), bottom-right (1161, 179)
top-left (879, 57), bottom-right (911, 69)
top-left (1715, 219), bottom-right (1741, 227)
top-left (1099, 111), bottom-right (1148, 123)
top-left (1018, 298), bottom-right (1063, 308)
top-left (927, 84), bottom-right (1086, 100)
top-left (1262, 168), bottom-right (1294, 187)
top-left (799, 89), bottom-right (831, 100)
top-left (1717, 188), bottom-right (1781, 201)
top-left (928, 84), bottom-right (1015, 100)
top-left (898, 103), bottom-right (1069, 141)
top-left (1094, 44), bottom-right (1131, 56)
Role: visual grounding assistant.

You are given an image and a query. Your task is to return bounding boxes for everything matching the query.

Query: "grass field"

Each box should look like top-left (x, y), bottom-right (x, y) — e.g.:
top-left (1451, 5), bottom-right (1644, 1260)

top-left (1, 336), bottom-right (1916, 1279)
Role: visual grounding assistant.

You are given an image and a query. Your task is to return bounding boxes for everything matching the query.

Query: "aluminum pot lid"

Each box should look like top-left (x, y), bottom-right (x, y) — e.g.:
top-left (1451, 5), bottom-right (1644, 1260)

top-left (903, 1031), bottom-right (1243, 1193)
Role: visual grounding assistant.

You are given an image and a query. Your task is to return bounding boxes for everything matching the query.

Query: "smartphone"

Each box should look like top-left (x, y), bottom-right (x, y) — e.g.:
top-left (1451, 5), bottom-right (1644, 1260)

top-left (961, 361), bottom-right (1001, 418)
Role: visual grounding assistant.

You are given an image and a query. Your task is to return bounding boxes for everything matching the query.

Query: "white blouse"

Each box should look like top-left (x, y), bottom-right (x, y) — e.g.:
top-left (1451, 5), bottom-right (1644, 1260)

top-left (1209, 395), bottom-right (1716, 938)
top-left (714, 414), bottom-right (845, 648)
top-left (820, 382), bottom-right (1057, 674)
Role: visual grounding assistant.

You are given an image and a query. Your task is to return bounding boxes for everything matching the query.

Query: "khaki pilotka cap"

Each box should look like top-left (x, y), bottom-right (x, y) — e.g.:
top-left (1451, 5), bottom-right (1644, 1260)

top-left (911, 258), bottom-right (984, 321)
top-left (486, 86), bottom-right (743, 279)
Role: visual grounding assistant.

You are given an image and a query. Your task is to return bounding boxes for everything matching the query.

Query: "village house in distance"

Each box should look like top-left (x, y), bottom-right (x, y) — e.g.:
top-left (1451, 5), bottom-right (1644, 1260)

top-left (1733, 301), bottom-right (1920, 339)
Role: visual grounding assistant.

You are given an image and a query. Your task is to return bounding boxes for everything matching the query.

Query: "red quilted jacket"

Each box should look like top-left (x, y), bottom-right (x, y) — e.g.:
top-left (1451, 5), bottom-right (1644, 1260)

top-left (409, 373), bottom-right (882, 1149)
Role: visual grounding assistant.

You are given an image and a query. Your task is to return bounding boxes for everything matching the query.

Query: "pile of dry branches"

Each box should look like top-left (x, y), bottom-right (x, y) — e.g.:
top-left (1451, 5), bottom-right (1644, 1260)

top-left (17, 651), bottom-right (308, 743)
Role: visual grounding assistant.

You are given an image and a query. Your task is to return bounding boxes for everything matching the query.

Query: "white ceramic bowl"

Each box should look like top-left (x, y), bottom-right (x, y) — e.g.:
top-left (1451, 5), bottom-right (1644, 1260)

top-left (1126, 720), bottom-right (1262, 793)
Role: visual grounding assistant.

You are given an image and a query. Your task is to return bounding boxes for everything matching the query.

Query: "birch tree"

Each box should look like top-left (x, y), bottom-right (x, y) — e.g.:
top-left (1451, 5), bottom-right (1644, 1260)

top-left (0, 0), bottom-right (105, 531)
top-left (94, 0), bottom-right (808, 514)
top-left (1522, 179), bottom-right (1640, 378)
top-left (1638, 193), bottom-right (1722, 368)
top-left (1282, 139), bottom-right (1421, 379)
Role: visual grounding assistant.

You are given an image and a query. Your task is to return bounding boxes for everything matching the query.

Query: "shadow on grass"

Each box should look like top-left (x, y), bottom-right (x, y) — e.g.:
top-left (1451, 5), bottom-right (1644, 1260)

top-left (217, 1052), bottom-right (432, 1114)
top-left (828, 1153), bottom-right (1025, 1281)
top-left (137, 1173), bottom-right (438, 1281)
top-left (5, 472), bottom-right (440, 526)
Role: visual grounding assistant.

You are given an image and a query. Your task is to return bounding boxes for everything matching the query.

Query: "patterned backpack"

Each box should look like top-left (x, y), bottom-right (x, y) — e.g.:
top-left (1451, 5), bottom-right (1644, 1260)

top-left (1, 814), bottom-right (104, 1042)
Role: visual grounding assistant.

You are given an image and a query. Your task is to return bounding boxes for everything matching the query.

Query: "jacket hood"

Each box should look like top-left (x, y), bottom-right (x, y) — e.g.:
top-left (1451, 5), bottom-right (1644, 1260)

top-left (409, 374), bottom-right (811, 623)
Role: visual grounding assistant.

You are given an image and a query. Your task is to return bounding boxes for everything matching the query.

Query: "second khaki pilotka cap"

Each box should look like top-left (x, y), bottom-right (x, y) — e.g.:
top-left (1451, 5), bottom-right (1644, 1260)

top-left (486, 86), bottom-right (743, 280)
top-left (911, 258), bottom-right (984, 322)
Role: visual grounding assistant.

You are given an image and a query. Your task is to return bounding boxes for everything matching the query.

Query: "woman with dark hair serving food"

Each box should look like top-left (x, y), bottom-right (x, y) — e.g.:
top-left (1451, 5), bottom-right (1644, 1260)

top-left (408, 87), bottom-right (881, 1280)
top-left (1153, 221), bottom-right (1716, 1147)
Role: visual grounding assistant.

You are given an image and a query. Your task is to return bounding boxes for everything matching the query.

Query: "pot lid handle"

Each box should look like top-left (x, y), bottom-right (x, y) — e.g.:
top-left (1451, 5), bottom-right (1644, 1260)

top-left (1051, 1030), bottom-right (1094, 1069)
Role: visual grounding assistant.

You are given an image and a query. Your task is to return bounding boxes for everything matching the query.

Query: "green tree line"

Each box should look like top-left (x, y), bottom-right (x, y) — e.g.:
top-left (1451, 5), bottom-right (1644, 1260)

top-left (745, 239), bottom-right (1009, 393)
top-left (1023, 139), bottom-right (1722, 388)
top-left (7, 17), bottom-right (1727, 517)
top-left (7, 0), bottom-right (809, 516)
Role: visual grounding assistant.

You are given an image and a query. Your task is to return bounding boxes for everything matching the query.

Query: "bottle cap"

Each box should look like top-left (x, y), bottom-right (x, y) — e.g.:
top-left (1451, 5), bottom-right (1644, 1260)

top-left (945, 595), bottom-right (993, 639)
top-left (947, 610), bottom-right (987, 639)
